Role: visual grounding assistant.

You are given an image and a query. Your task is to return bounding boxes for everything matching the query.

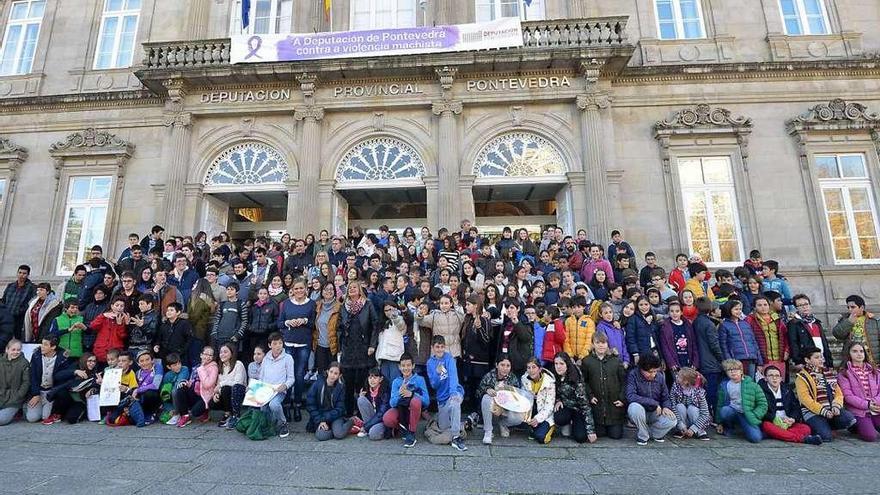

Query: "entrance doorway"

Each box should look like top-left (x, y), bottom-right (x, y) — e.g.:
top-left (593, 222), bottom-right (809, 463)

top-left (338, 186), bottom-right (427, 232)
top-left (203, 190), bottom-right (288, 241)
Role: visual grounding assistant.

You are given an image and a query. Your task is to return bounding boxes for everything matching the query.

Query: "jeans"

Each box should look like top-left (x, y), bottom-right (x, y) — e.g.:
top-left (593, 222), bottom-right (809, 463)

top-left (437, 393), bottom-right (463, 437)
top-left (379, 360), bottom-right (401, 384)
top-left (805, 410), bottom-right (857, 442)
top-left (627, 403), bottom-right (676, 442)
top-left (703, 372), bottom-right (722, 419)
top-left (357, 395), bottom-right (387, 440)
top-left (674, 403), bottom-right (706, 436)
top-left (262, 392), bottom-right (287, 427)
top-left (480, 394), bottom-right (526, 433)
top-left (315, 417), bottom-right (353, 441)
top-left (554, 407), bottom-right (589, 443)
top-left (0, 406), bottom-right (18, 425)
top-left (25, 391), bottom-right (53, 423)
top-left (285, 345), bottom-right (311, 406)
top-left (719, 406), bottom-right (763, 443)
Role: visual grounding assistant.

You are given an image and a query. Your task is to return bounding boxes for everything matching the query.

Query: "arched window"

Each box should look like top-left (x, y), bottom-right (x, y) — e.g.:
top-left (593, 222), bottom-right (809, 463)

top-left (336, 137), bottom-right (426, 183)
top-left (204, 142), bottom-right (289, 189)
top-left (473, 132), bottom-right (565, 178)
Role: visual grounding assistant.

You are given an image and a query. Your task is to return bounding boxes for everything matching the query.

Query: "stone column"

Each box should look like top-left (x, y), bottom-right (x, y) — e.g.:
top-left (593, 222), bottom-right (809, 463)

top-left (285, 180), bottom-right (301, 236)
top-left (423, 175), bottom-right (440, 232)
top-left (432, 100), bottom-right (462, 230)
top-left (183, 183), bottom-right (205, 234)
top-left (566, 171), bottom-right (588, 232)
top-left (458, 175), bottom-right (476, 227)
top-left (576, 93), bottom-right (611, 241)
top-left (293, 105), bottom-right (324, 237)
top-left (161, 111), bottom-right (193, 235)
top-left (185, 0), bottom-right (210, 38)
top-left (317, 178), bottom-right (337, 235)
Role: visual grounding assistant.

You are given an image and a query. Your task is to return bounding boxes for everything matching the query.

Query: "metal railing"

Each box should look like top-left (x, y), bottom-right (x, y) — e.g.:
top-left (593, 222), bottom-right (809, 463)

top-left (141, 16), bottom-right (629, 70)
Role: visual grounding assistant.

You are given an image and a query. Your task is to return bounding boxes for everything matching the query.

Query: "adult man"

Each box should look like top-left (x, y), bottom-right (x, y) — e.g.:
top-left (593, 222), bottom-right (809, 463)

top-left (139, 225), bottom-right (165, 253)
top-left (111, 272), bottom-right (142, 316)
top-left (169, 254), bottom-right (199, 306)
top-left (3, 265), bottom-right (36, 340)
top-left (788, 294), bottom-right (833, 369)
top-left (625, 353), bottom-right (676, 445)
top-left (283, 239), bottom-right (311, 277)
top-left (116, 245), bottom-right (149, 278)
top-left (579, 244), bottom-right (615, 284)
top-left (259, 332), bottom-right (295, 438)
top-left (58, 265), bottom-right (86, 304)
top-left (832, 295), bottom-right (880, 364)
top-left (327, 237), bottom-right (347, 269)
top-left (219, 260), bottom-right (252, 302)
top-left (25, 336), bottom-right (74, 424)
top-left (250, 247), bottom-right (278, 290)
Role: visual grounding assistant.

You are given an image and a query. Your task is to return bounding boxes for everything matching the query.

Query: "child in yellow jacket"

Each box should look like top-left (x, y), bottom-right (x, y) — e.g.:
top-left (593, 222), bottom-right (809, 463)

top-left (794, 347), bottom-right (856, 442)
top-left (564, 296), bottom-right (595, 364)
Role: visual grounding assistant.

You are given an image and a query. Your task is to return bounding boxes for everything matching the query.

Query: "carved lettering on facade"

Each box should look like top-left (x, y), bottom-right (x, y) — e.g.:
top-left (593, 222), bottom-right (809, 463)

top-left (199, 89), bottom-right (291, 104)
top-left (466, 76), bottom-right (571, 92)
top-left (332, 83), bottom-right (425, 98)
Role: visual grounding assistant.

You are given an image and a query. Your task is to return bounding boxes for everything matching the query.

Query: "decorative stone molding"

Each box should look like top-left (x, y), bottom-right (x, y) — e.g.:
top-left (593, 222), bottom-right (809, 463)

top-left (162, 78), bottom-right (188, 104)
top-left (509, 106), bottom-right (523, 126)
top-left (297, 73), bottom-right (318, 99)
top-left (767, 32), bottom-right (863, 62)
top-left (0, 137), bottom-right (28, 164)
top-left (372, 112), bottom-right (385, 132)
top-left (580, 59), bottom-right (604, 85)
top-left (655, 104), bottom-right (752, 130)
top-left (787, 99), bottom-right (880, 165)
top-left (576, 93), bottom-right (611, 111)
top-left (436, 66), bottom-right (457, 92)
top-left (163, 111), bottom-right (193, 128)
top-left (294, 105), bottom-right (325, 121)
top-left (640, 36), bottom-right (736, 66)
top-left (49, 128), bottom-right (135, 157)
top-left (431, 100), bottom-right (462, 116)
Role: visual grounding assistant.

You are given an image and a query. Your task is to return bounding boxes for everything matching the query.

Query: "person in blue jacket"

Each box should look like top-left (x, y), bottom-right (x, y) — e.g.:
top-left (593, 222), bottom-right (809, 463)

top-left (306, 362), bottom-right (353, 441)
top-left (718, 299), bottom-right (763, 377)
top-left (386, 353), bottom-right (430, 447)
top-left (625, 296), bottom-right (659, 365)
top-left (426, 335), bottom-right (468, 451)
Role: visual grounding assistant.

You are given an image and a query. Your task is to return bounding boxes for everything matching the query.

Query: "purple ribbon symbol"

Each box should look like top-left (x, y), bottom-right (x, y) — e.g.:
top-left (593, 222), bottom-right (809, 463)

top-left (245, 35), bottom-right (263, 60)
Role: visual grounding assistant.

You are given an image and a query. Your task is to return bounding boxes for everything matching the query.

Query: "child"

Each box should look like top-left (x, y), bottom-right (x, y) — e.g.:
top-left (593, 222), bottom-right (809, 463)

top-left (248, 344), bottom-right (265, 381)
top-left (646, 288), bottom-right (668, 322)
top-left (541, 306), bottom-right (566, 368)
top-left (426, 335), bottom-right (467, 451)
top-left (595, 302), bottom-right (629, 368)
top-left (658, 301), bottom-right (699, 373)
top-left (160, 353), bottom-right (190, 425)
top-left (563, 296), bottom-right (595, 365)
top-left (132, 350), bottom-right (162, 426)
top-left (761, 260), bottom-right (792, 309)
top-left (669, 367), bottom-right (710, 440)
top-left (128, 294), bottom-right (158, 358)
top-left (684, 263), bottom-right (714, 301)
top-left (716, 359), bottom-right (766, 443)
top-left (758, 365), bottom-right (822, 445)
top-left (581, 333), bottom-right (626, 439)
top-left (106, 352), bottom-right (138, 426)
top-left (51, 299), bottom-right (86, 358)
top-left (795, 347), bottom-right (857, 442)
top-left (385, 353), bottom-right (429, 448)
top-left (718, 300), bottom-right (762, 377)
top-left (357, 368), bottom-right (390, 440)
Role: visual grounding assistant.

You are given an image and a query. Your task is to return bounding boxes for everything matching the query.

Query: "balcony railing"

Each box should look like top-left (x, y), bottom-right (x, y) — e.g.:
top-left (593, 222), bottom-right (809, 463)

top-left (141, 16), bottom-right (628, 70)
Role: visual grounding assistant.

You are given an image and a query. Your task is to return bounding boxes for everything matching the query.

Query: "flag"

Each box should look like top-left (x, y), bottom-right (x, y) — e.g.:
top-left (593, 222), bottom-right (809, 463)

top-left (324, 0), bottom-right (332, 22)
top-left (242, 0), bottom-right (251, 29)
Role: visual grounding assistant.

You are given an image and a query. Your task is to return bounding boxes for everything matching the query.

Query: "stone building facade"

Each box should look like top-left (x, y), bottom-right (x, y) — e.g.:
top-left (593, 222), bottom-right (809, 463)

top-left (0, 0), bottom-right (879, 314)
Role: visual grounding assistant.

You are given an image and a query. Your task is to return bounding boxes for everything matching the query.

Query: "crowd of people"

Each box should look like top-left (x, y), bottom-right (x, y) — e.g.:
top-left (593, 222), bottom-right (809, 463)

top-left (1, 221), bottom-right (879, 450)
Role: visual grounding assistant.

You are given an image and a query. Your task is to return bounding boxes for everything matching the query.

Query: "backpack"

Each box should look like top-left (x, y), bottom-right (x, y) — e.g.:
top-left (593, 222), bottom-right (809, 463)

top-left (235, 409), bottom-right (276, 440)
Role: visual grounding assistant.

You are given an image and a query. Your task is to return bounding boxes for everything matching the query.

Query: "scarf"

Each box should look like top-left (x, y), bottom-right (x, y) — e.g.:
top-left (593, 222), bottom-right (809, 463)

top-left (345, 297), bottom-right (365, 315)
top-left (851, 316), bottom-right (874, 362)
top-left (800, 313), bottom-right (817, 325)
top-left (268, 285), bottom-right (284, 297)
top-left (758, 313), bottom-right (782, 361)
top-left (806, 365), bottom-right (837, 409)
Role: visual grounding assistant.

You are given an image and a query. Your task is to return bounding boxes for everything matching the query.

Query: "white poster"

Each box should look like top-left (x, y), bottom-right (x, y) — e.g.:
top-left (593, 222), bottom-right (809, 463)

top-left (243, 379), bottom-right (278, 408)
top-left (99, 367), bottom-right (123, 407)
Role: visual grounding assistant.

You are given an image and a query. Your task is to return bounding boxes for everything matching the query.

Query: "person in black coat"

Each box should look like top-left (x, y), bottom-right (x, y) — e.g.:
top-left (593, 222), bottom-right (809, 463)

top-left (337, 281), bottom-right (379, 416)
top-left (0, 299), bottom-right (14, 351)
top-left (497, 300), bottom-right (533, 377)
top-left (26, 336), bottom-right (74, 423)
top-left (154, 303), bottom-right (192, 365)
top-left (787, 294), bottom-right (833, 369)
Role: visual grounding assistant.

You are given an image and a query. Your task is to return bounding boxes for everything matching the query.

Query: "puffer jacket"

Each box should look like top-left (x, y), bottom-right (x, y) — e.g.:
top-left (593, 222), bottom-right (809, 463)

top-left (313, 299), bottom-right (340, 354)
top-left (0, 353), bottom-right (30, 408)
top-left (837, 362), bottom-right (880, 418)
top-left (716, 376), bottom-right (767, 426)
top-left (581, 352), bottom-right (627, 425)
top-left (416, 308), bottom-right (465, 358)
top-left (719, 318), bottom-right (763, 365)
top-left (555, 376), bottom-right (595, 434)
top-left (521, 368), bottom-right (556, 425)
top-left (305, 377), bottom-right (346, 432)
top-left (248, 299), bottom-right (279, 336)
top-left (747, 312), bottom-right (789, 363)
top-left (626, 367), bottom-right (672, 411)
top-left (625, 313), bottom-right (658, 359)
top-left (89, 313), bottom-right (127, 363)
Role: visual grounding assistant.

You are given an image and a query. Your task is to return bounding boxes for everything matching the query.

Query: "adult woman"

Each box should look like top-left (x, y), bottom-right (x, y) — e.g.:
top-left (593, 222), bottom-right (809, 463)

top-left (747, 295), bottom-right (789, 378)
top-left (306, 362), bottom-right (353, 441)
top-left (0, 339), bottom-right (29, 426)
top-left (588, 269), bottom-right (611, 302)
top-left (136, 266), bottom-right (154, 293)
top-left (625, 296), bottom-right (658, 365)
top-left (521, 357), bottom-right (556, 444)
top-left (476, 354), bottom-right (522, 444)
top-left (213, 343), bottom-right (247, 429)
top-left (173, 346), bottom-right (218, 427)
top-left (375, 301), bottom-right (408, 382)
top-left (314, 282), bottom-right (340, 377)
top-left (461, 261), bottom-right (485, 294)
top-left (338, 280), bottom-right (379, 416)
top-left (277, 278), bottom-right (316, 422)
top-left (24, 283), bottom-right (62, 343)
top-left (552, 352), bottom-right (597, 444)
top-left (837, 343), bottom-right (880, 441)
top-left (50, 352), bottom-right (100, 424)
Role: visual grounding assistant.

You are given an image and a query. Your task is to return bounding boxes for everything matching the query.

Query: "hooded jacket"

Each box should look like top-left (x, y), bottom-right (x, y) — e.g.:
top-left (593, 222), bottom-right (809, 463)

top-left (837, 362), bottom-right (880, 418)
top-left (521, 368), bottom-right (556, 425)
top-left (0, 353), bottom-right (30, 408)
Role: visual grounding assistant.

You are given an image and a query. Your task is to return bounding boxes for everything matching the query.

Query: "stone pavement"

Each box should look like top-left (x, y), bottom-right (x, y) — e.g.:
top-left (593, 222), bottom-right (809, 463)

top-left (0, 420), bottom-right (877, 495)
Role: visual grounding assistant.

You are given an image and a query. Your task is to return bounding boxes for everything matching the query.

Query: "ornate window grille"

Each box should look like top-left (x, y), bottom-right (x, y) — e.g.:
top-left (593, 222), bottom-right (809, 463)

top-left (205, 142), bottom-right (289, 187)
top-left (336, 137), bottom-right (425, 182)
top-left (473, 132), bottom-right (565, 178)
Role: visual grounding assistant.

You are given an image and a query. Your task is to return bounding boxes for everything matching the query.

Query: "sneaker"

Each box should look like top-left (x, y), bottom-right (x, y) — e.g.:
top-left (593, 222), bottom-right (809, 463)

top-left (42, 414), bottom-right (61, 425)
top-left (482, 431), bottom-right (493, 445)
top-left (197, 412), bottom-right (210, 423)
top-left (99, 414), bottom-right (110, 426)
top-left (225, 416), bottom-right (239, 430)
top-left (451, 436), bottom-right (467, 452)
top-left (166, 415), bottom-right (180, 426)
top-left (653, 437), bottom-right (666, 443)
top-left (218, 416), bottom-right (229, 428)
top-left (499, 424), bottom-right (510, 438)
top-left (403, 432), bottom-right (417, 448)
top-left (278, 423), bottom-right (290, 438)
top-left (696, 432), bottom-right (711, 441)
top-left (636, 438), bottom-right (648, 446)
top-left (803, 435), bottom-right (823, 446)
top-left (177, 414), bottom-right (191, 428)
top-left (357, 430), bottom-right (368, 438)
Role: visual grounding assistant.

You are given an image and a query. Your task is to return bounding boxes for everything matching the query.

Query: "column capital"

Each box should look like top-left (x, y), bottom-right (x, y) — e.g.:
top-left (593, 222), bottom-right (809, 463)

top-left (576, 93), bottom-right (612, 111)
top-left (422, 175), bottom-right (440, 189)
top-left (163, 111), bottom-right (193, 128)
top-left (318, 178), bottom-right (336, 191)
top-left (294, 105), bottom-right (325, 121)
top-left (458, 174), bottom-right (476, 187)
top-left (183, 182), bottom-right (204, 197)
top-left (432, 100), bottom-right (462, 116)
top-left (565, 171), bottom-right (586, 185)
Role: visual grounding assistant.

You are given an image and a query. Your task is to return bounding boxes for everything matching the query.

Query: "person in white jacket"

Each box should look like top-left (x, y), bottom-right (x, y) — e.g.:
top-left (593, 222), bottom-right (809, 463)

top-left (521, 357), bottom-right (557, 444)
top-left (213, 342), bottom-right (248, 430)
top-left (375, 301), bottom-right (409, 382)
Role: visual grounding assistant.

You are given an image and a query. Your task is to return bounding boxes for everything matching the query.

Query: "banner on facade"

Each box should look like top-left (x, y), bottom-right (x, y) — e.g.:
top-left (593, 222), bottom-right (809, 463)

top-left (231, 17), bottom-right (523, 64)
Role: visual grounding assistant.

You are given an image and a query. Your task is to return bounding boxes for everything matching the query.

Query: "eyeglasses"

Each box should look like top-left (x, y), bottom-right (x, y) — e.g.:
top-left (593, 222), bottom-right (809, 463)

top-left (795, 302), bottom-right (811, 308)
